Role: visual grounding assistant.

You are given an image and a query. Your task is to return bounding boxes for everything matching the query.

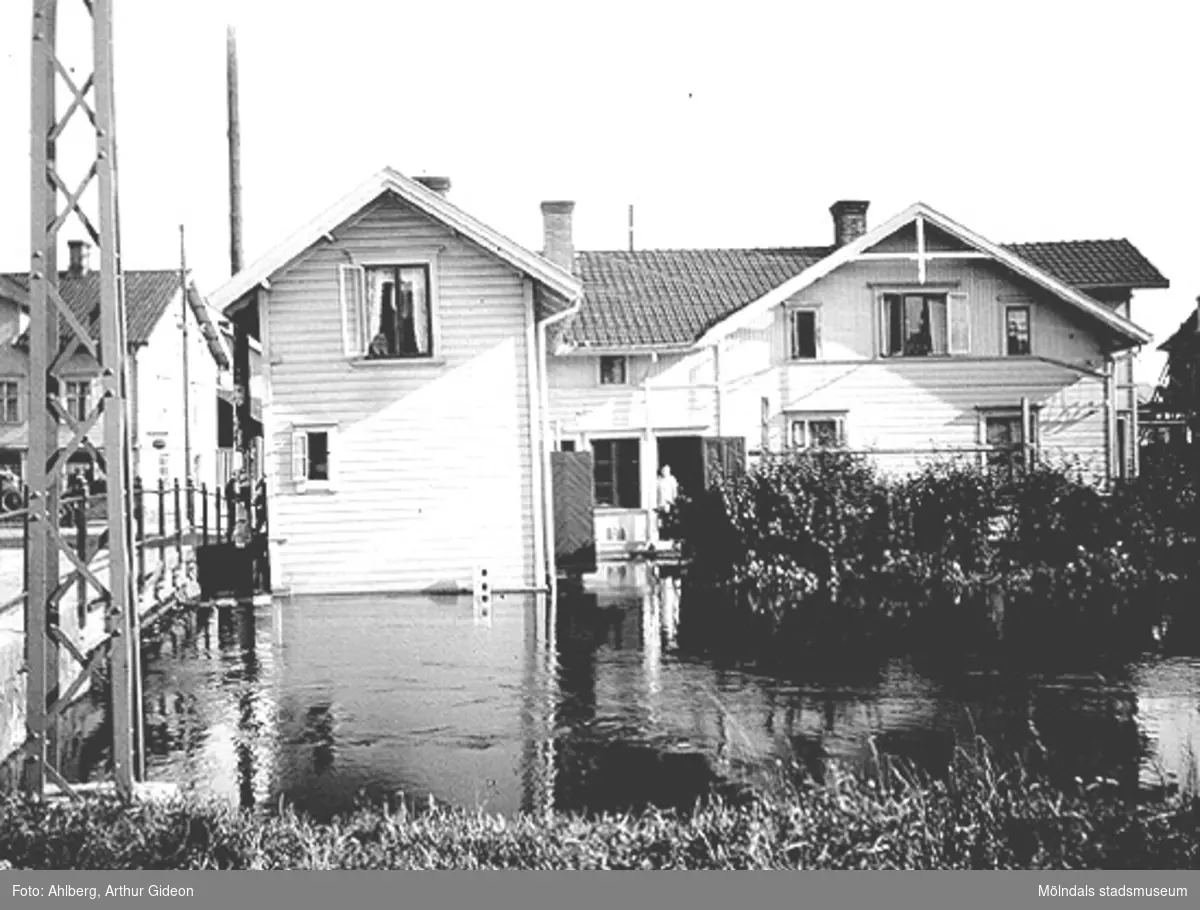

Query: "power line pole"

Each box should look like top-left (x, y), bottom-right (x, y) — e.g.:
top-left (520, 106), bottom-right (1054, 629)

top-left (26, 0), bottom-right (141, 798)
top-left (180, 225), bottom-right (192, 490)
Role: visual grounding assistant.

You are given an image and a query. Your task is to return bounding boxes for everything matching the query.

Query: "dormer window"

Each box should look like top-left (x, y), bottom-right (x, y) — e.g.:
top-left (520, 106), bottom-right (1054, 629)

top-left (599, 355), bottom-right (628, 386)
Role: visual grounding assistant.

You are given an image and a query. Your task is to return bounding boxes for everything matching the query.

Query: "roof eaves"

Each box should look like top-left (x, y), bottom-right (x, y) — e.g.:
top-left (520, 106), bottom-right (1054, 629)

top-left (210, 167), bottom-right (581, 315)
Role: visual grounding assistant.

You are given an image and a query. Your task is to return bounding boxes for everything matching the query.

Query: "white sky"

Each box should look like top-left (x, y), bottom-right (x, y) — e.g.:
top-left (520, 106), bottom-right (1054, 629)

top-left (1, 0), bottom-right (1196, 383)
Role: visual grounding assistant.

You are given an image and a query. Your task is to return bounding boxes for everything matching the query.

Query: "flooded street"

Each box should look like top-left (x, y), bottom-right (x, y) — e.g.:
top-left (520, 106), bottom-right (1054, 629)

top-left (54, 565), bottom-right (1200, 821)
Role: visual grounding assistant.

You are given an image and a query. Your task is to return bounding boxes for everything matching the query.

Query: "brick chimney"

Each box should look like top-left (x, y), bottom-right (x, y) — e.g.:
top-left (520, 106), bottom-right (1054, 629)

top-left (67, 239), bottom-right (90, 277)
top-left (414, 175), bottom-right (451, 197)
top-left (540, 201), bottom-right (575, 273)
top-left (830, 200), bottom-right (870, 248)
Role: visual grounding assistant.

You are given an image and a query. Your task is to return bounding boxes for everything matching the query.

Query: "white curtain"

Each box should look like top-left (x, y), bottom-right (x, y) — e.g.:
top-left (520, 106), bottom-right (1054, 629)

top-left (406, 267), bottom-right (430, 355)
top-left (365, 268), bottom-right (388, 354)
top-left (928, 297), bottom-right (948, 355)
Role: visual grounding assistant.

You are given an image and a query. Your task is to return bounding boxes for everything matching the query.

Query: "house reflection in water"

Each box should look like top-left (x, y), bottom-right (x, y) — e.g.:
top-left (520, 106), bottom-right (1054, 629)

top-left (44, 562), bottom-right (1200, 818)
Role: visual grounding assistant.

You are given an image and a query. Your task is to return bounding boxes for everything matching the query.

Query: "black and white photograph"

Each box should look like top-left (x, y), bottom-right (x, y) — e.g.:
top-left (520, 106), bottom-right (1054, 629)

top-left (0, 0), bottom-right (1198, 886)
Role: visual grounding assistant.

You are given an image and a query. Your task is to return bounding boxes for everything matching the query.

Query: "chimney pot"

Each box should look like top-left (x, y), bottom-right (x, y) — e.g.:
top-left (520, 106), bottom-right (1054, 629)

top-left (829, 200), bottom-right (870, 248)
top-left (414, 175), bottom-right (452, 197)
top-left (540, 201), bottom-right (576, 273)
top-left (67, 240), bottom-right (90, 277)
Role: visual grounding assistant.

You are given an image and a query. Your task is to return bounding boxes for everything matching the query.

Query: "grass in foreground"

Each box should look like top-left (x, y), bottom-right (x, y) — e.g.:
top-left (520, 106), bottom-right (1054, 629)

top-left (1, 749), bottom-right (1198, 870)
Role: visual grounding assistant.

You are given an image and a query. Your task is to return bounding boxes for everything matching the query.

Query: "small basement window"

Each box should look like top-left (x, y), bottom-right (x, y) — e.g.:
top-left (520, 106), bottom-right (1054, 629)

top-left (599, 355), bottom-right (628, 386)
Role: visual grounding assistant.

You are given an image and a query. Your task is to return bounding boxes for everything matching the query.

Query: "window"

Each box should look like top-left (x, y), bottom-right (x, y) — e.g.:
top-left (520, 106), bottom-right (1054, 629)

top-left (65, 380), bottom-right (90, 421)
top-left (592, 438), bottom-right (640, 508)
top-left (788, 308), bottom-right (819, 360)
top-left (881, 292), bottom-right (970, 357)
top-left (1005, 305), bottom-right (1031, 356)
top-left (291, 425), bottom-right (335, 490)
top-left (983, 409), bottom-right (1039, 481)
top-left (0, 381), bottom-right (18, 424)
top-left (559, 440), bottom-right (576, 452)
top-left (599, 355), bottom-right (628, 386)
top-left (788, 414), bottom-right (846, 450)
top-left (339, 262), bottom-right (435, 359)
top-left (158, 452), bottom-right (170, 483)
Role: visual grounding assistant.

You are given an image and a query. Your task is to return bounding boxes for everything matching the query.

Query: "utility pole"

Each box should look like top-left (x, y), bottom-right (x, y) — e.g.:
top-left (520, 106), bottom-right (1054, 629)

top-left (180, 226), bottom-right (192, 490)
top-left (227, 23), bottom-right (252, 546)
top-left (27, 0), bottom-right (141, 797)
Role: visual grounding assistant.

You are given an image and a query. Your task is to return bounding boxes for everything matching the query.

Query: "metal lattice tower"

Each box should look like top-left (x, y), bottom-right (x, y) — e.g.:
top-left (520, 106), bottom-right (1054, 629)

top-left (25, 0), bottom-right (141, 797)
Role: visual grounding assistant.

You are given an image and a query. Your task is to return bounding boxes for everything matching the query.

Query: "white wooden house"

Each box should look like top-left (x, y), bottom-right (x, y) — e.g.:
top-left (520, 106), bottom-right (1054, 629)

top-left (0, 242), bottom-right (230, 493)
top-left (207, 169), bottom-right (580, 596)
top-left (544, 201), bottom-right (1167, 556)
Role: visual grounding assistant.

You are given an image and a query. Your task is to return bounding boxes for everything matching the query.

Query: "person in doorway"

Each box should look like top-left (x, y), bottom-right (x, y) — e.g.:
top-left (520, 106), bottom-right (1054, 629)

top-left (655, 464), bottom-right (680, 542)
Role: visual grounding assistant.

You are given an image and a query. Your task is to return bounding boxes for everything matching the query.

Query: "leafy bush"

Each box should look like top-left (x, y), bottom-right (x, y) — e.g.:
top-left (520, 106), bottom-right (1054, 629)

top-left (671, 451), bottom-right (1200, 660)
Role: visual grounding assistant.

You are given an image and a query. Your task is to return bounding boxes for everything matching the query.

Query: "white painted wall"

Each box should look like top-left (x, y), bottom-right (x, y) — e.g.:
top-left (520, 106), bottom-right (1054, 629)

top-left (261, 193), bottom-right (539, 595)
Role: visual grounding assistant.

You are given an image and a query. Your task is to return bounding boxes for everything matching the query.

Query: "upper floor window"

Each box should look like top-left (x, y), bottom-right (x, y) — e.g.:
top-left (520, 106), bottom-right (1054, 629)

top-left (787, 307), bottom-right (819, 360)
top-left (881, 291), bottom-right (970, 357)
top-left (65, 380), bottom-right (90, 421)
top-left (1005, 305), bottom-right (1031, 356)
top-left (0, 381), bottom-right (18, 424)
top-left (339, 262), bottom-right (435, 360)
top-left (599, 355), bottom-right (628, 386)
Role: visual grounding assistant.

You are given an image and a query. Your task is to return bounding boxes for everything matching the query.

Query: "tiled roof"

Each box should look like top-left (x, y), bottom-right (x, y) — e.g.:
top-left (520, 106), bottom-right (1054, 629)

top-left (2, 270), bottom-right (181, 347)
top-left (568, 238), bottom-right (1167, 349)
top-left (567, 248), bottom-right (830, 348)
top-left (1002, 240), bottom-right (1169, 290)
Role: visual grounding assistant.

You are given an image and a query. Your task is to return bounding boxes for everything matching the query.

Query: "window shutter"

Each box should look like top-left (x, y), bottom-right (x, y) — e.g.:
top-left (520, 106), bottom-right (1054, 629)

top-left (813, 308), bottom-right (823, 357)
top-left (291, 430), bottom-right (308, 485)
top-left (948, 293), bottom-right (971, 355)
top-left (339, 264), bottom-right (365, 357)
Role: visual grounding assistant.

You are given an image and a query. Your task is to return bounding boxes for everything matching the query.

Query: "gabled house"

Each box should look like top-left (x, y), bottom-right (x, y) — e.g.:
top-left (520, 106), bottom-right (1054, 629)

top-left (0, 240), bottom-right (230, 491)
top-left (1153, 301), bottom-right (1200, 443)
top-left (543, 200), bottom-right (1167, 555)
top-left (207, 169), bottom-right (581, 596)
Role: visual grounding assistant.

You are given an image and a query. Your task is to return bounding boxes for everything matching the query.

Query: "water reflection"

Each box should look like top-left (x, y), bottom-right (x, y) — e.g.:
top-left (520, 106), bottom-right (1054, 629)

top-left (53, 564), bottom-right (1200, 820)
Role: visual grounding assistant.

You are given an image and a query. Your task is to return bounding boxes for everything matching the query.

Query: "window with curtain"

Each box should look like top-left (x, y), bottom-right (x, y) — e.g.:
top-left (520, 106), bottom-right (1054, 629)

top-left (363, 264), bottom-right (432, 358)
top-left (882, 293), bottom-right (949, 357)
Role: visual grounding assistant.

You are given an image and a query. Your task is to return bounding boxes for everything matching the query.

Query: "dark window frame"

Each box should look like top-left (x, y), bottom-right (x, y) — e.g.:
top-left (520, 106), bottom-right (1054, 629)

top-left (599, 355), bottom-right (628, 386)
top-left (1005, 305), bottom-right (1031, 356)
top-left (363, 263), bottom-right (434, 360)
top-left (592, 437), bottom-right (640, 508)
top-left (881, 292), bottom-right (949, 357)
top-left (788, 308), bottom-right (818, 360)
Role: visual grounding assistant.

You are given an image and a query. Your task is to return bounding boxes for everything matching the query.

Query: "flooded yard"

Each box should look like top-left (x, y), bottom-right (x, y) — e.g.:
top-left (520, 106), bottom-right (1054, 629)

top-left (43, 564), bottom-right (1200, 820)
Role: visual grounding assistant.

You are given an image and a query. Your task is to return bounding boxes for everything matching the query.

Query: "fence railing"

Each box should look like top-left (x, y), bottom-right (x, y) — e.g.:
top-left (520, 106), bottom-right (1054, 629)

top-left (0, 476), bottom-right (265, 623)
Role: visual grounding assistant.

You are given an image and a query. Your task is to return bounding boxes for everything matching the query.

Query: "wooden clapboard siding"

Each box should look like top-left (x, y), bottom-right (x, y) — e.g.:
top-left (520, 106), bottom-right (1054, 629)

top-left (720, 358), bottom-right (1107, 479)
top-left (767, 258), bottom-right (1104, 364)
top-left (265, 193), bottom-right (537, 594)
top-left (546, 351), bottom-right (717, 437)
top-left (551, 252), bottom-right (1115, 483)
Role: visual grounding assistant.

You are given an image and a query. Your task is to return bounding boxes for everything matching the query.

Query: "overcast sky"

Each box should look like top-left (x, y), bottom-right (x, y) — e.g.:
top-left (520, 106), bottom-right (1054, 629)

top-left (1, 0), bottom-right (1196, 382)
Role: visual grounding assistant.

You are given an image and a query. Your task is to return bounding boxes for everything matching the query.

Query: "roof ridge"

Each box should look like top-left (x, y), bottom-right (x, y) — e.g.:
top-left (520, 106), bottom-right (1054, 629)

top-left (580, 245), bottom-right (832, 255)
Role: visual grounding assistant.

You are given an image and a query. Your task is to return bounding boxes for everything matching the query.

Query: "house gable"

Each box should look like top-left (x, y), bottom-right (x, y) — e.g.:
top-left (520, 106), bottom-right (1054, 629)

top-left (209, 167), bottom-right (580, 316)
top-left (697, 204), bottom-right (1153, 351)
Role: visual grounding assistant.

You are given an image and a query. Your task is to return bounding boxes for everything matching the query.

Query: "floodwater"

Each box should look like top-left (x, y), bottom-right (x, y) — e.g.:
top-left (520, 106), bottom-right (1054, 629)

top-left (53, 563), bottom-right (1200, 820)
